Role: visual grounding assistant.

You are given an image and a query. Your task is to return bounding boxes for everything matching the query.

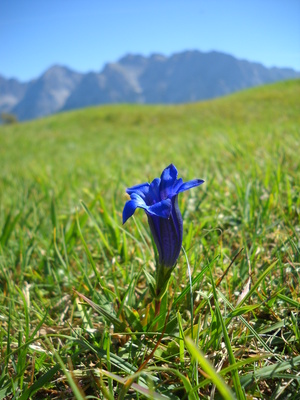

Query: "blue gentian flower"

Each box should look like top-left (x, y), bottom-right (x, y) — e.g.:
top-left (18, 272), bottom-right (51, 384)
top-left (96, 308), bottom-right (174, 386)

top-left (123, 164), bottom-right (204, 272)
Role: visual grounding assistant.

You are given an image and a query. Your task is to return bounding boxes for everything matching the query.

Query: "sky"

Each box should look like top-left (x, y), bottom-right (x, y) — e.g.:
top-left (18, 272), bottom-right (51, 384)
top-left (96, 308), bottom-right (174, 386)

top-left (1, 0), bottom-right (300, 82)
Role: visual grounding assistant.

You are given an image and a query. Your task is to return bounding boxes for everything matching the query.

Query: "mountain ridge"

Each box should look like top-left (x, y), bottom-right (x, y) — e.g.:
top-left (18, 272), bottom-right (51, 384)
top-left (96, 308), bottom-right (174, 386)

top-left (1, 50), bottom-right (299, 121)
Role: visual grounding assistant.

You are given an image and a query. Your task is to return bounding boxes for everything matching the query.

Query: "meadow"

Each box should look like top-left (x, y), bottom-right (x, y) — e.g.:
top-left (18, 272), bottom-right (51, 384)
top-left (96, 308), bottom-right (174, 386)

top-left (0, 79), bottom-right (299, 399)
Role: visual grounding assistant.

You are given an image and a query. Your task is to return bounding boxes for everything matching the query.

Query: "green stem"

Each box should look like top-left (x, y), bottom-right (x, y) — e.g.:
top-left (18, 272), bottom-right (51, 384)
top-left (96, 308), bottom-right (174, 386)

top-left (154, 297), bottom-right (161, 331)
top-left (154, 298), bottom-right (161, 319)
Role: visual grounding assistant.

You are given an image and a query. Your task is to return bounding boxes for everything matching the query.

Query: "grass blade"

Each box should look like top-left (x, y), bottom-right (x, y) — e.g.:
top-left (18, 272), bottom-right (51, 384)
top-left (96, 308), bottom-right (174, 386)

top-left (185, 337), bottom-right (235, 400)
top-left (209, 268), bottom-right (246, 400)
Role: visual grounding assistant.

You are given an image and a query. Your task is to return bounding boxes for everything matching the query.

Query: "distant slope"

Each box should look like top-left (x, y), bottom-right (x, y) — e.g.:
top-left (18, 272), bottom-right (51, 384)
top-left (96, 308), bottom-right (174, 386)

top-left (0, 80), bottom-right (299, 193)
top-left (1, 50), bottom-right (299, 122)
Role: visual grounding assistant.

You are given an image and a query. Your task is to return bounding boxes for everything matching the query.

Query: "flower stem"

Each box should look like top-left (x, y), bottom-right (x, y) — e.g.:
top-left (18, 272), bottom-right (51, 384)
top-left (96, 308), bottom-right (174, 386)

top-left (155, 298), bottom-right (161, 319)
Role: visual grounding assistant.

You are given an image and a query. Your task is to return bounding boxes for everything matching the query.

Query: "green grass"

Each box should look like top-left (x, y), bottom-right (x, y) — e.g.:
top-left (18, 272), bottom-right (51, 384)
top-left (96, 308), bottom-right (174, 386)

top-left (0, 79), bottom-right (300, 399)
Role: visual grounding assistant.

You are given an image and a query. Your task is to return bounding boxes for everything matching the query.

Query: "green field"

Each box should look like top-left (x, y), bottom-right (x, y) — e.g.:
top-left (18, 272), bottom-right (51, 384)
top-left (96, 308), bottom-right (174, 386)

top-left (0, 80), bottom-right (300, 399)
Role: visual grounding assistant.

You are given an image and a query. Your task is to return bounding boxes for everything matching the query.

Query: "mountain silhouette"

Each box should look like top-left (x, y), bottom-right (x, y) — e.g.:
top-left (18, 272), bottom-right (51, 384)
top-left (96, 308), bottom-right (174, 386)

top-left (1, 50), bottom-right (299, 121)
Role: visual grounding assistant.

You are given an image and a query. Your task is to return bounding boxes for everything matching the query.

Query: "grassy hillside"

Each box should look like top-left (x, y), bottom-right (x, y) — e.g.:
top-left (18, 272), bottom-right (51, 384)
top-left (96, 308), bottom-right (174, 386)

top-left (0, 80), bottom-right (300, 399)
top-left (1, 79), bottom-right (299, 201)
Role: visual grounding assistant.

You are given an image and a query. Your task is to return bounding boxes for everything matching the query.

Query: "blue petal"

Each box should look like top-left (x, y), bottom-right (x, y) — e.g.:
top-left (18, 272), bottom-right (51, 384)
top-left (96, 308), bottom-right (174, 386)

top-left (123, 194), bottom-right (171, 224)
top-left (172, 178), bottom-right (183, 193)
top-left (122, 193), bottom-right (146, 224)
top-left (176, 179), bottom-right (205, 194)
top-left (126, 182), bottom-right (150, 201)
top-left (123, 199), bottom-right (139, 224)
top-left (147, 195), bottom-right (183, 268)
top-left (148, 199), bottom-right (172, 218)
top-left (157, 198), bottom-right (183, 268)
top-left (160, 164), bottom-right (178, 200)
top-left (149, 178), bottom-right (161, 202)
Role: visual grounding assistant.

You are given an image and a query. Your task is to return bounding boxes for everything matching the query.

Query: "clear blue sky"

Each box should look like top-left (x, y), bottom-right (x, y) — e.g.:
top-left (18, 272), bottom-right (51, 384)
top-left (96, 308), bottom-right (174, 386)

top-left (1, 0), bottom-right (300, 81)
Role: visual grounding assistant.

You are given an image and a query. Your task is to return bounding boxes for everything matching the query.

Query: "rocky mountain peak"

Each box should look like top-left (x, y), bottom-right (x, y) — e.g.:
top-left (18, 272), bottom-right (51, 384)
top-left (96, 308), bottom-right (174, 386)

top-left (1, 50), bottom-right (299, 121)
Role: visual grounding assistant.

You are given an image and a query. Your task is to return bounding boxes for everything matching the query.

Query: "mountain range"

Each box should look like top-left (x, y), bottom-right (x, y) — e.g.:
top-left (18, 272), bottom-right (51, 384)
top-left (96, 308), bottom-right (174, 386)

top-left (1, 50), bottom-right (299, 121)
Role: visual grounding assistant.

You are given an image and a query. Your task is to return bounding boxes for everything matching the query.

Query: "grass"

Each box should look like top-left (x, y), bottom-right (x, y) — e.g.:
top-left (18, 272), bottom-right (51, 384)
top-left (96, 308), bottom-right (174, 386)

top-left (0, 79), bottom-right (299, 399)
